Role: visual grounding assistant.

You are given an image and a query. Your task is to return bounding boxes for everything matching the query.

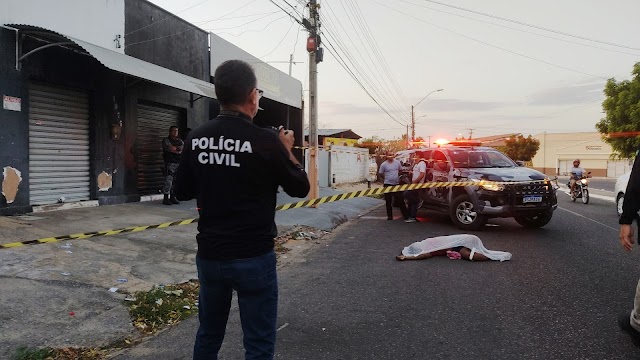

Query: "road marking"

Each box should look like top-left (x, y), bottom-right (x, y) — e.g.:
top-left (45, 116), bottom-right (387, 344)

top-left (557, 185), bottom-right (615, 203)
top-left (2, 179), bottom-right (554, 250)
top-left (277, 323), bottom-right (290, 332)
top-left (557, 207), bottom-right (618, 232)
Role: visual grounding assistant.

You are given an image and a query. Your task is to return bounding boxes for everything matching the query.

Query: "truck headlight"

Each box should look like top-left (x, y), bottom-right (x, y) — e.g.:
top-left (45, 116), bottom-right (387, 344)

top-left (471, 179), bottom-right (504, 191)
top-left (480, 183), bottom-right (505, 192)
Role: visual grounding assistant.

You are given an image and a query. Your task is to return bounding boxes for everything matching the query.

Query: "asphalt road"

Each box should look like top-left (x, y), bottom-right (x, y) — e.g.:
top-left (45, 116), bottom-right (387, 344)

top-left (117, 193), bottom-right (640, 359)
top-left (557, 176), bottom-right (617, 193)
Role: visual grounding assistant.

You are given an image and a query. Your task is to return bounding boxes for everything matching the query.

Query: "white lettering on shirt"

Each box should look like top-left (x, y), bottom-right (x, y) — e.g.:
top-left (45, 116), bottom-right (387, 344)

top-left (193, 137), bottom-right (251, 167)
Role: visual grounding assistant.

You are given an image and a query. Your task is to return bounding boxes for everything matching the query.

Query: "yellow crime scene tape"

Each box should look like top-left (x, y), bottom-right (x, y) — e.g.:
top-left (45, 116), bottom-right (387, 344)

top-left (0, 179), bottom-right (554, 250)
top-left (293, 145), bottom-right (374, 157)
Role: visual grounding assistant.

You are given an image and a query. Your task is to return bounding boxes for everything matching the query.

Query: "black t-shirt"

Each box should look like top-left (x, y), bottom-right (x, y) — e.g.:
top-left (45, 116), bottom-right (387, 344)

top-left (173, 111), bottom-right (310, 260)
top-left (163, 137), bottom-right (184, 163)
top-left (620, 151), bottom-right (640, 225)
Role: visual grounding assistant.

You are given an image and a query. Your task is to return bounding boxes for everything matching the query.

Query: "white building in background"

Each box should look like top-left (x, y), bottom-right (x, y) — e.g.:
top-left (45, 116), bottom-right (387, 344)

top-left (531, 132), bottom-right (631, 178)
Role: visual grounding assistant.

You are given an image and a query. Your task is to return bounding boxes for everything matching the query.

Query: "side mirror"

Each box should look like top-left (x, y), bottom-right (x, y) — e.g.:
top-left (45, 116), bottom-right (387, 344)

top-left (515, 160), bottom-right (524, 167)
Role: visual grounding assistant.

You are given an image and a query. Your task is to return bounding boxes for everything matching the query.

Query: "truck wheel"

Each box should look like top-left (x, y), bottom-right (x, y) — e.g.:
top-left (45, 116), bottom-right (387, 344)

top-left (514, 210), bottom-right (553, 228)
top-left (450, 194), bottom-right (487, 231)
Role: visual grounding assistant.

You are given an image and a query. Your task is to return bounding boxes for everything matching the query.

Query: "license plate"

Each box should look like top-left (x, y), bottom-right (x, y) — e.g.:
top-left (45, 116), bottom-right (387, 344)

top-left (523, 196), bottom-right (542, 203)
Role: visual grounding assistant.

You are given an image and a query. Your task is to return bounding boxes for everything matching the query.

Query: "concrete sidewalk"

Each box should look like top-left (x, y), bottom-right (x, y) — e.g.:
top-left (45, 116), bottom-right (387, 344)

top-left (0, 186), bottom-right (383, 358)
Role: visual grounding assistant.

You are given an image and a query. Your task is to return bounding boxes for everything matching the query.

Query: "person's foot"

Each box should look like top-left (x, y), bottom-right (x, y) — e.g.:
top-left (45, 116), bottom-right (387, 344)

top-left (618, 313), bottom-right (640, 346)
top-left (404, 218), bottom-right (417, 223)
top-left (170, 195), bottom-right (180, 205)
top-left (395, 255), bottom-right (406, 261)
top-left (163, 194), bottom-right (172, 205)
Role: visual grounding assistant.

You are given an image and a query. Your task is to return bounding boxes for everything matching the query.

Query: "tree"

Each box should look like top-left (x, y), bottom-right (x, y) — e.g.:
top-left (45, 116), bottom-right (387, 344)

top-left (358, 135), bottom-right (407, 155)
top-left (359, 136), bottom-right (385, 154)
top-left (503, 135), bottom-right (540, 161)
top-left (596, 62), bottom-right (640, 159)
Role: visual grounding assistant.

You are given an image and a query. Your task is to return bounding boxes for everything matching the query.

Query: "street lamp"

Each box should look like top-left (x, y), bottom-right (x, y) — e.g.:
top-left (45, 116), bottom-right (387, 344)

top-left (411, 88), bottom-right (443, 142)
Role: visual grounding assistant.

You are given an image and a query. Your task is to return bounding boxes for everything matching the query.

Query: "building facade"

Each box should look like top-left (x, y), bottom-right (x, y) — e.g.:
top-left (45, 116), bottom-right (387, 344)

top-left (531, 132), bottom-right (632, 178)
top-left (0, 0), bottom-right (303, 215)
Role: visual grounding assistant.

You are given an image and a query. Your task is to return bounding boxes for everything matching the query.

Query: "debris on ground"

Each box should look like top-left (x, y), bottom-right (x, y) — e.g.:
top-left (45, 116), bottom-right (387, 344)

top-left (125, 279), bottom-right (199, 334)
top-left (274, 226), bottom-right (329, 253)
top-left (13, 346), bottom-right (106, 360)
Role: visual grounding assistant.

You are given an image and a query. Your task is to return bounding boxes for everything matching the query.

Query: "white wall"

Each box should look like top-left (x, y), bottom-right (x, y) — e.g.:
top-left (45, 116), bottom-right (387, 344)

top-left (2, 0), bottom-right (125, 52)
top-left (330, 146), bottom-right (370, 184)
top-left (210, 32), bottom-right (302, 108)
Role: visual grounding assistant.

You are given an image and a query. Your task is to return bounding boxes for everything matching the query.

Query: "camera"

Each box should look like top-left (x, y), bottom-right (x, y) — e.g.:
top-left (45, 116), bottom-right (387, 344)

top-left (268, 125), bottom-right (289, 135)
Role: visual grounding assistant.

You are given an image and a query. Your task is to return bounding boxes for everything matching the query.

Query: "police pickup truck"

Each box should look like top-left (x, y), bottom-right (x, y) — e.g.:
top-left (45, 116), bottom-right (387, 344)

top-left (396, 140), bottom-right (558, 230)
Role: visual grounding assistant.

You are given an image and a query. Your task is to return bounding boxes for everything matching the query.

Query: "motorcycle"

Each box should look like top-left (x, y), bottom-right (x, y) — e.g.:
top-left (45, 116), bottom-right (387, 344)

top-left (566, 172), bottom-right (591, 204)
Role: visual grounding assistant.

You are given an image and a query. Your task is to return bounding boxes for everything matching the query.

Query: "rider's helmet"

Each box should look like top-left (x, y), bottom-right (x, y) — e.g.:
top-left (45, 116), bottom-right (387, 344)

top-left (573, 159), bottom-right (580, 167)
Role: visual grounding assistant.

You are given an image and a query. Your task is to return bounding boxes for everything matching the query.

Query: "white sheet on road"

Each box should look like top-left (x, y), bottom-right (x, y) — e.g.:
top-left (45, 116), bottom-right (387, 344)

top-left (401, 234), bottom-right (512, 261)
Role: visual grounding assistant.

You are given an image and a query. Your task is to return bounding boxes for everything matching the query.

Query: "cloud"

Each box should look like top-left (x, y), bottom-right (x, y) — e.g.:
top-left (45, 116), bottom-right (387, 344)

top-left (417, 98), bottom-right (506, 112)
top-left (319, 101), bottom-right (392, 116)
top-left (320, 98), bottom-right (507, 117)
top-left (528, 81), bottom-right (605, 106)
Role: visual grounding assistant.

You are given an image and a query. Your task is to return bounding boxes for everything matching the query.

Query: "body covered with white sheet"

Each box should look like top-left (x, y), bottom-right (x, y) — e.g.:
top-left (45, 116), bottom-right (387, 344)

top-left (401, 234), bottom-right (511, 261)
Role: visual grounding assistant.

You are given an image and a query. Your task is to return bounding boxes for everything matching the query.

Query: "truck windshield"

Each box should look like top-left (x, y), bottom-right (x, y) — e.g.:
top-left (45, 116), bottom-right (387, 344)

top-left (448, 149), bottom-right (516, 168)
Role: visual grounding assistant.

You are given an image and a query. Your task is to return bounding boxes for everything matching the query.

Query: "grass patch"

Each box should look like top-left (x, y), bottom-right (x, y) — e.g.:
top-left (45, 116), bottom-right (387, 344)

top-left (13, 347), bottom-right (54, 360)
top-left (125, 280), bottom-right (199, 334)
top-left (13, 346), bottom-right (104, 360)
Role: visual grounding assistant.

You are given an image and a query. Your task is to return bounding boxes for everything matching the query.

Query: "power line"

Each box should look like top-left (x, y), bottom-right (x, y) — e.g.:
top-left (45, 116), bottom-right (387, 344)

top-left (125, 1), bottom-right (271, 48)
top-left (421, 0), bottom-right (640, 51)
top-left (341, 0), bottom-right (409, 112)
top-left (320, 4), bottom-right (409, 122)
top-left (259, 19), bottom-right (296, 58)
top-left (206, 15), bottom-right (288, 37)
top-left (125, 0), bottom-right (210, 37)
top-left (205, 12), bottom-right (282, 31)
top-left (267, 0), bottom-right (304, 25)
top-left (400, 0), bottom-right (640, 57)
top-left (191, 11), bottom-right (282, 23)
top-left (375, 2), bottom-right (609, 80)
top-left (321, 7), bottom-right (406, 119)
top-left (320, 15), bottom-right (408, 120)
top-left (321, 32), bottom-right (407, 127)
top-left (278, 0), bottom-right (304, 17)
top-left (323, 22), bottom-right (405, 126)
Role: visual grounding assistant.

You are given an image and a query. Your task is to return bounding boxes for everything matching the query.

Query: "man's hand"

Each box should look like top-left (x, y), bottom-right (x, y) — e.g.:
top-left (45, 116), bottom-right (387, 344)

top-left (279, 128), bottom-right (295, 150)
top-left (620, 224), bottom-right (635, 252)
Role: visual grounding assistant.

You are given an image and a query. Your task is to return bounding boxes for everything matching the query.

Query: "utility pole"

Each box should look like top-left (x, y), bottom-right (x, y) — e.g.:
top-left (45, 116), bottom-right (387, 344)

top-left (406, 124), bottom-right (409, 148)
top-left (286, 53), bottom-right (294, 129)
top-left (411, 88), bottom-right (443, 145)
top-left (305, 0), bottom-right (322, 203)
top-left (411, 105), bottom-right (415, 143)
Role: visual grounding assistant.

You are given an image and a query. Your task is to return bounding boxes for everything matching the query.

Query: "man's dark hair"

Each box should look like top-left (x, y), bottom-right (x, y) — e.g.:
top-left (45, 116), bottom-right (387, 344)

top-left (214, 60), bottom-right (257, 106)
top-left (169, 125), bottom-right (178, 131)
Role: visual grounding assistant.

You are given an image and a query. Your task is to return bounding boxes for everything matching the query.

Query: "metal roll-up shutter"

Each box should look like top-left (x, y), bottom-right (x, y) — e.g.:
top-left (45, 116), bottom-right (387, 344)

top-left (137, 103), bottom-right (181, 194)
top-left (29, 83), bottom-right (90, 205)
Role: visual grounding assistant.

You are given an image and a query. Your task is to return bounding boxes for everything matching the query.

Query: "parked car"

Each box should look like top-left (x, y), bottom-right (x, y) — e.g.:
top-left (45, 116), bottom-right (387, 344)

top-left (615, 171), bottom-right (632, 216)
top-left (395, 140), bottom-right (558, 230)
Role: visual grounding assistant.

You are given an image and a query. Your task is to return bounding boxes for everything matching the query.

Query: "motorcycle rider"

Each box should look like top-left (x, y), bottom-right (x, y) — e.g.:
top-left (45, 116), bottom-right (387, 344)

top-left (569, 159), bottom-right (589, 199)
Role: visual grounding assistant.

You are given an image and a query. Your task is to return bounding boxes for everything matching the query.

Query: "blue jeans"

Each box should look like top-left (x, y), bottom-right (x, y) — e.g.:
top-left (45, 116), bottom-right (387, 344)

top-left (403, 190), bottom-right (421, 219)
top-left (193, 251), bottom-right (278, 360)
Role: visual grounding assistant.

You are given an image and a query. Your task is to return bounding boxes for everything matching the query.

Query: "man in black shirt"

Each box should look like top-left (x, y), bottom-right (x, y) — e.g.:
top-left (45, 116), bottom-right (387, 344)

top-left (618, 150), bottom-right (640, 345)
top-left (162, 126), bottom-right (184, 205)
top-left (173, 60), bottom-right (309, 359)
